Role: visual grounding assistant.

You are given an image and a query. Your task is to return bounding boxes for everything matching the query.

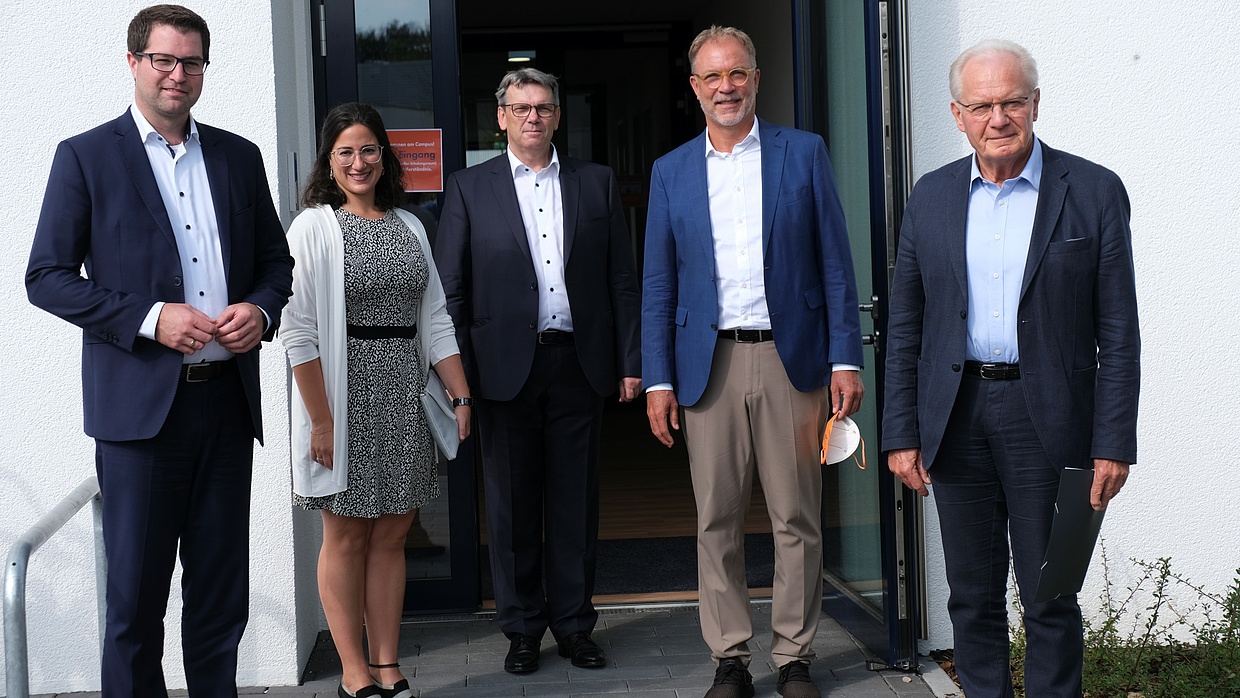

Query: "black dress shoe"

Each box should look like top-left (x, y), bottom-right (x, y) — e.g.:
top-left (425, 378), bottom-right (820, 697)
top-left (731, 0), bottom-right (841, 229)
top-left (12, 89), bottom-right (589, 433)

top-left (557, 631), bottom-right (606, 668)
top-left (704, 658), bottom-right (754, 698)
top-left (776, 660), bottom-right (820, 698)
top-left (504, 634), bottom-right (541, 674)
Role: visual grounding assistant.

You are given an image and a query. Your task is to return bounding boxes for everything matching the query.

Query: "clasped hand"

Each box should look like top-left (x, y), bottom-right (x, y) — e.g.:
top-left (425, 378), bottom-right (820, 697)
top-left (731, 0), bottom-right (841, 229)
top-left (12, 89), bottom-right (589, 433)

top-left (156, 302), bottom-right (264, 355)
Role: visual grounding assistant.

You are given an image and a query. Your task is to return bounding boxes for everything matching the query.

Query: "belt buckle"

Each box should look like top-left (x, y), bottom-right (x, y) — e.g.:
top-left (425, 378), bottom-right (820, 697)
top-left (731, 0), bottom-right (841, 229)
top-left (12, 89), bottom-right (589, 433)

top-left (537, 331), bottom-right (559, 345)
top-left (184, 362), bottom-right (212, 383)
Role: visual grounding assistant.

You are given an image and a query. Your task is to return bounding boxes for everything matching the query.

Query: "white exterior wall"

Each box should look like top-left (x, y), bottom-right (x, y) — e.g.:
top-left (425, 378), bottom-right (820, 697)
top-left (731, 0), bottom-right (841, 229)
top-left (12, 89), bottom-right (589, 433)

top-left (0, 1), bottom-right (316, 692)
top-left (908, 0), bottom-right (1240, 650)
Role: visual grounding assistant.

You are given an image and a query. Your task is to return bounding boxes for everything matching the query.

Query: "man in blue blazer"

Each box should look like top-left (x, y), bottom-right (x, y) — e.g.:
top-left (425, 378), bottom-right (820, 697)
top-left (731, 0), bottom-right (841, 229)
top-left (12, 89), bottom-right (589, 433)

top-left (25, 5), bottom-right (293, 695)
top-left (642, 26), bottom-right (864, 698)
top-left (883, 40), bottom-right (1140, 698)
top-left (435, 68), bottom-right (641, 674)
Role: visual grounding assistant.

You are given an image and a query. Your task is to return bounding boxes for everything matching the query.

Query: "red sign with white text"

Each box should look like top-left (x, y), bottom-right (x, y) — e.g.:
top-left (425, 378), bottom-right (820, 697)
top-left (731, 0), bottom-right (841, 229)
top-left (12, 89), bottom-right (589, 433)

top-left (387, 129), bottom-right (443, 192)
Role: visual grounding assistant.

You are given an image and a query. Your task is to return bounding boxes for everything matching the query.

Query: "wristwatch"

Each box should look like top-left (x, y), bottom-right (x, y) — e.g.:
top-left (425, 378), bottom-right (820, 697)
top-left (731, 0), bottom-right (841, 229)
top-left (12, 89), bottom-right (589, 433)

top-left (452, 397), bottom-right (474, 408)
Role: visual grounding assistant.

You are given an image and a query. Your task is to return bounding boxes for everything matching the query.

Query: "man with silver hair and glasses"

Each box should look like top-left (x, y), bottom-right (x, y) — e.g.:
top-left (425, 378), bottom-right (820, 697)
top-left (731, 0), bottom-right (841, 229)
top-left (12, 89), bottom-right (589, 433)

top-left (435, 67), bottom-right (641, 675)
top-left (883, 39), bottom-right (1140, 697)
top-left (643, 25), bottom-right (864, 698)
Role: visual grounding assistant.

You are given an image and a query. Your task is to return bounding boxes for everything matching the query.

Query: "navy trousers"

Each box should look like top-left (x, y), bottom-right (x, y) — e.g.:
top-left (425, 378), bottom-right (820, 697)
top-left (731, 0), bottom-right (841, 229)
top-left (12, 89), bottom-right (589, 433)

top-left (931, 374), bottom-right (1084, 698)
top-left (95, 367), bottom-right (254, 697)
top-left (477, 342), bottom-right (603, 641)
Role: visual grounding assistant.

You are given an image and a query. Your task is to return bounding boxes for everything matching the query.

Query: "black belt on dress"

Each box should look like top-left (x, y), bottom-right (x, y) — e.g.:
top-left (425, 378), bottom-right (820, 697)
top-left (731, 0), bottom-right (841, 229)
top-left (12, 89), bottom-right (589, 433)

top-left (181, 359), bottom-right (236, 383)
top-left (347, 323), bottom-right (417, 340)
top-left (718, 328), bottom-right (773, 343)
top-left (963, 361), bottom-right (1021, 380)
top-left (537, 330), bottom-right (574, 345)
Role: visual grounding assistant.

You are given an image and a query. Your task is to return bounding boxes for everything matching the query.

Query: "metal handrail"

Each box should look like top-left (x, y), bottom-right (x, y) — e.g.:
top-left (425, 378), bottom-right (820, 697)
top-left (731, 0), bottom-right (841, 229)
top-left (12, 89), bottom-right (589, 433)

top-left (4, 476), bottom-right (106, 698)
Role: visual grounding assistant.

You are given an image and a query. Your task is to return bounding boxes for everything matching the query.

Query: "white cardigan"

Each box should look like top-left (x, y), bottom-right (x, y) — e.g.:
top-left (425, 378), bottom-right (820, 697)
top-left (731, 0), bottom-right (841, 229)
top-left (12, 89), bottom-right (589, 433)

top-left (281, 204), bottom-right (460, 497)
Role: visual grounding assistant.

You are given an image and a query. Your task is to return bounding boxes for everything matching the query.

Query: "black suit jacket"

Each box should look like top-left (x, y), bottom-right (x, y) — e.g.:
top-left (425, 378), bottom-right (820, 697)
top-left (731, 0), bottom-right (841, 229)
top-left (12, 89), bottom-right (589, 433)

top-left (434, 153), bottom-right (641, 401)
top-left (26, 111), bottom-right (294, 443)
top-left (882, 142), bottom-right (1140, 469)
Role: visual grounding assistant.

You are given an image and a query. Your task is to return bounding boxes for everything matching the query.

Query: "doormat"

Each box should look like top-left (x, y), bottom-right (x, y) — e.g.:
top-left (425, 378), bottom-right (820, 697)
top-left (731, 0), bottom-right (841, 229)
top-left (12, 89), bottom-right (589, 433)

top-left (480, 533), bottom-right (776, 598)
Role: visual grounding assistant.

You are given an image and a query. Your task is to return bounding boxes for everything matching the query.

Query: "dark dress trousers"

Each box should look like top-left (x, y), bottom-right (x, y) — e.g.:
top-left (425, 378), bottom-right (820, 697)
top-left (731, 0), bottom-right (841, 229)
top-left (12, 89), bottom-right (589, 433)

top-left (882, 142), bottom-right (1140, 698)
top-left (26, 112), bottom-right (294, 697)
top-left (434, 152), bottom-right (641, 640)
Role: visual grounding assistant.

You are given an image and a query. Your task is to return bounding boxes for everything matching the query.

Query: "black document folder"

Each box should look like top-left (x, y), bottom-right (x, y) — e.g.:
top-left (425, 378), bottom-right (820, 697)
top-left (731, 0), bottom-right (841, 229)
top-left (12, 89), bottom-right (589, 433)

top-left (1033, 467), bottom-right (1107, 604)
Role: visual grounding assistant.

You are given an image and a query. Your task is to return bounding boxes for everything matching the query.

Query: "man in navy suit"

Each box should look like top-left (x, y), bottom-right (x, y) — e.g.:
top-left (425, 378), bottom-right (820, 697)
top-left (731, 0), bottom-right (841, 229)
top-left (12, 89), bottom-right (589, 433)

top-left (642, 26), bottom-right (864, 698)
top-left (435, 68), bottom-right (641, 674)
top-left (25, 5), bottom-right (293, 695)
top-left (883, 40), bottom-right (1140, 698)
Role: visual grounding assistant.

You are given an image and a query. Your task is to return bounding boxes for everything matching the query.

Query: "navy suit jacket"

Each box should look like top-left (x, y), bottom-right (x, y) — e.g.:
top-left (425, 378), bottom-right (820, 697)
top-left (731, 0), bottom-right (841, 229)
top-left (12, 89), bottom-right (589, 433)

top-left (641, 118), bottom-right (863, 406)
top-left (882, 141), bottom-right (1140, 469)
top-left (434, 153), bottom-right (641, 401)
top-left (26, 112), bottom-right (294, 443)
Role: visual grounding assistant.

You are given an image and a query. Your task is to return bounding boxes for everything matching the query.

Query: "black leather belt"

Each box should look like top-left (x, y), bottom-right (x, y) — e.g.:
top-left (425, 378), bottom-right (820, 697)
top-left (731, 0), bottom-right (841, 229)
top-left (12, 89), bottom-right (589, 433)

top-left (537, 330), bottom-right (574, 345)
top-left (718, 329), bottom-right (773, 343)
top-left (964, 361), bottom-right (1021, 380)
top-left (181, 360), bottom-right (236, 383)
top-left (347, 323), bottom-right (417, 339)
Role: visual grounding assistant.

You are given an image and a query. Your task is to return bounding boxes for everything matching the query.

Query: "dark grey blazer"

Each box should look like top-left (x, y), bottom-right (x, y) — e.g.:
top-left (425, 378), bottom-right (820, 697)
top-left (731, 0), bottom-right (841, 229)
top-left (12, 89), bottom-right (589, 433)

top-left (433, 153), bottom-right (641, 401)
top-left (882, 141), bottom-right (1140, 469)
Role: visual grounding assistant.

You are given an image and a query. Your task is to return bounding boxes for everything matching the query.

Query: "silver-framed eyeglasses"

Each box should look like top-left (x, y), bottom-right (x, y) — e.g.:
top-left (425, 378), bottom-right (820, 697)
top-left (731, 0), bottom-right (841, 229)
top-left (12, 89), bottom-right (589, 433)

top-left (692, 67), bottom-right (757, 90)
top-left (331, 145), bottom-right (383, 166)
top-left (133, 51), bottom-right (209, 76)
top-left (956, 94), bottom-right (1033, 119)
top-left (502, 103), bottom-right (558, 119)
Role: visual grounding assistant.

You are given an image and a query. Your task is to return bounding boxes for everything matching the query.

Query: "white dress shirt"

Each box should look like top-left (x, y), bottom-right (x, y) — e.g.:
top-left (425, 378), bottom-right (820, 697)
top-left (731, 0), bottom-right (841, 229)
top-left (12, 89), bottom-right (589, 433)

top-left (508, 147), bottom-right (572, 332)
top-left (706, 120), bottom-right (771, 331)
top-left (131, 104), bottom-right (232, 363)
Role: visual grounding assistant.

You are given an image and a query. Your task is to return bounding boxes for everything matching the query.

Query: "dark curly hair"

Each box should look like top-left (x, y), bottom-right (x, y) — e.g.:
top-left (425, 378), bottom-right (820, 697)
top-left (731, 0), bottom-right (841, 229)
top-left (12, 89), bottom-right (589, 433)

top-left (301, 102), bottom-right (406, 211)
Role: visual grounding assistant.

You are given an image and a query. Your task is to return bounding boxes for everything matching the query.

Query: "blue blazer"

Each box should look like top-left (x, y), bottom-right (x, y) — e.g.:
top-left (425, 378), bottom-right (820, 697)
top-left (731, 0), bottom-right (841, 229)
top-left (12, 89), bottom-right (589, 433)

top-left (26, 112), bottom-right (294, 443)
top-left (882, 141), bottom-right (1140, 469)
top-left (641, 118), bottom-right (864, 407)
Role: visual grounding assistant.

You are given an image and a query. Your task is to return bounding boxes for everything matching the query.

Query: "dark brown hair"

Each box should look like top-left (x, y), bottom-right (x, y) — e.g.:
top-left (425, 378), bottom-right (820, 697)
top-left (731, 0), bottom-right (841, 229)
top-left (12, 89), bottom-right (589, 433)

top-left (301, 102), bottom-right (406, 211)
top-left (128, 4), bottom-right (210, 60)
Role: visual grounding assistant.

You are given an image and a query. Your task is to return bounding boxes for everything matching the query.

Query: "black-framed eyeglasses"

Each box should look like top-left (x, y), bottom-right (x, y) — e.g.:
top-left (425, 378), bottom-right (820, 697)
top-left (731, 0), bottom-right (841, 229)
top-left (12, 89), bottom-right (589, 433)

top-left (133, 51), bottom-right (209, 76)
top-left (502, 103), bottom-right (558, 119)
top-left (692, 67), bottom-right (756, 90)
top-left (956, 94), bottom-right (1033, 119)
top-left (331, 145), bottom-right (383, 166)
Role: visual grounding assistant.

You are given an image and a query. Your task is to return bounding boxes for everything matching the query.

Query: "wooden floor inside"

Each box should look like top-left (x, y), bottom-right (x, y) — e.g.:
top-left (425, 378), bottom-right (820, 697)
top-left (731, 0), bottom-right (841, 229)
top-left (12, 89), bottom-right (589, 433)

top-left (477, 397), bottom-right (774, 603)
top-left (477, 399), bottom-right (773, 542)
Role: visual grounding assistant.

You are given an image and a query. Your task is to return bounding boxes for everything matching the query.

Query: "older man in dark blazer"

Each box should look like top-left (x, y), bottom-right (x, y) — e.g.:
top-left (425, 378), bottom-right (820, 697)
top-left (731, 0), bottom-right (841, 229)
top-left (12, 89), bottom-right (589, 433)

top-left (25, 5), bottom-right (293, 695)
top-left (434, 67), bottom-right (641, 674)
top-left (883, 40), bottom-right (1140, 698)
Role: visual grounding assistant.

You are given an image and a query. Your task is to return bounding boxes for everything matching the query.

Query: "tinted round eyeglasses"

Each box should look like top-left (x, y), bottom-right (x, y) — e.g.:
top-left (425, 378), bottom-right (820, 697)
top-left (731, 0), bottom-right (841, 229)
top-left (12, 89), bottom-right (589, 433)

top-left (692, 67), bottom-right (756, 90)
top-left (133, 51), bottom-right (209, 76)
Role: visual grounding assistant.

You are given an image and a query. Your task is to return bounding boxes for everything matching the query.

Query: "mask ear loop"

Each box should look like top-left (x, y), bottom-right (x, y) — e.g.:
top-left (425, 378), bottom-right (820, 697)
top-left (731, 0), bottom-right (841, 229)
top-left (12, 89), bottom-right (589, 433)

top-left (820, 413), bottom-right (867, 470)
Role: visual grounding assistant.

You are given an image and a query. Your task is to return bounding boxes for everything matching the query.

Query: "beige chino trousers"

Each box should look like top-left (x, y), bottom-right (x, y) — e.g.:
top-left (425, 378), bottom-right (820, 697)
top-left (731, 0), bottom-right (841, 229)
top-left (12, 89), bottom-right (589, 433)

top-left (682, 338), bottom-right (829, 667)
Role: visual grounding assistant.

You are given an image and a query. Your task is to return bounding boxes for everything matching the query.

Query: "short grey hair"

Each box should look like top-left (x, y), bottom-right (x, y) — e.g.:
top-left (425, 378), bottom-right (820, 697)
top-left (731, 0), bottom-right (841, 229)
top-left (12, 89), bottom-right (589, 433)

top-left (495, 68), bottom-right (560, 105)
top-left (688, 25), bottom-right (757, 73)
top-left (949, 39), bottom-right (1039, 101)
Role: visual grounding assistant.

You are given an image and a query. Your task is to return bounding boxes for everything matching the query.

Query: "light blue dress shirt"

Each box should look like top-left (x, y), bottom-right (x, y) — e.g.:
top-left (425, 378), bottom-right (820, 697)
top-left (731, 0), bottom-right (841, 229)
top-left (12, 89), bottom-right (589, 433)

top-left (965, 136), bottom-right (1043, 363)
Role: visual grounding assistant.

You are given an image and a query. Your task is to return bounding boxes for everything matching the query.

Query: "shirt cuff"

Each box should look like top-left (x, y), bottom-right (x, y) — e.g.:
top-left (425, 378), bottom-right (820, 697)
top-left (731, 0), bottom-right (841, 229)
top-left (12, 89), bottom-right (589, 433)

top-left (832, 363), bottom-right (861, 372)
top-left (139, 302), bottom-right (164, 340)
top-left (645, 383), bottom-right (673, 392)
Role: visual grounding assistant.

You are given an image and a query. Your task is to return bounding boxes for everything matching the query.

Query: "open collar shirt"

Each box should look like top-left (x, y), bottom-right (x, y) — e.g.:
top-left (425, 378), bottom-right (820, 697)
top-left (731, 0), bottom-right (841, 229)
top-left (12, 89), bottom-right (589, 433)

top-left (131, 103), bottom-right (232, 363)
top-left (508, 146), bottom-right (572, 332)
top-left (965, 135), bottom-right (1043, 363)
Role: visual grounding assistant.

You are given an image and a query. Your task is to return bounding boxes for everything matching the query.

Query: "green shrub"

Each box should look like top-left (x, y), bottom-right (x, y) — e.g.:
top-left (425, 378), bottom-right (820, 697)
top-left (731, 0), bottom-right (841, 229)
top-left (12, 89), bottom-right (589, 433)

top-left (1007, 548), bottom-right (1240, 697)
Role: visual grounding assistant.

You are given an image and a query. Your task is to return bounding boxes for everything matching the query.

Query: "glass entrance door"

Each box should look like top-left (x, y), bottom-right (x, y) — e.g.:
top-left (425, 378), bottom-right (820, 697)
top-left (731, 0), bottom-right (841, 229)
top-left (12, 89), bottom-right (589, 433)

top-left (793, 0), bottom-right (920, 669)
top-left (311, 0), bottom-right (477, 614)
